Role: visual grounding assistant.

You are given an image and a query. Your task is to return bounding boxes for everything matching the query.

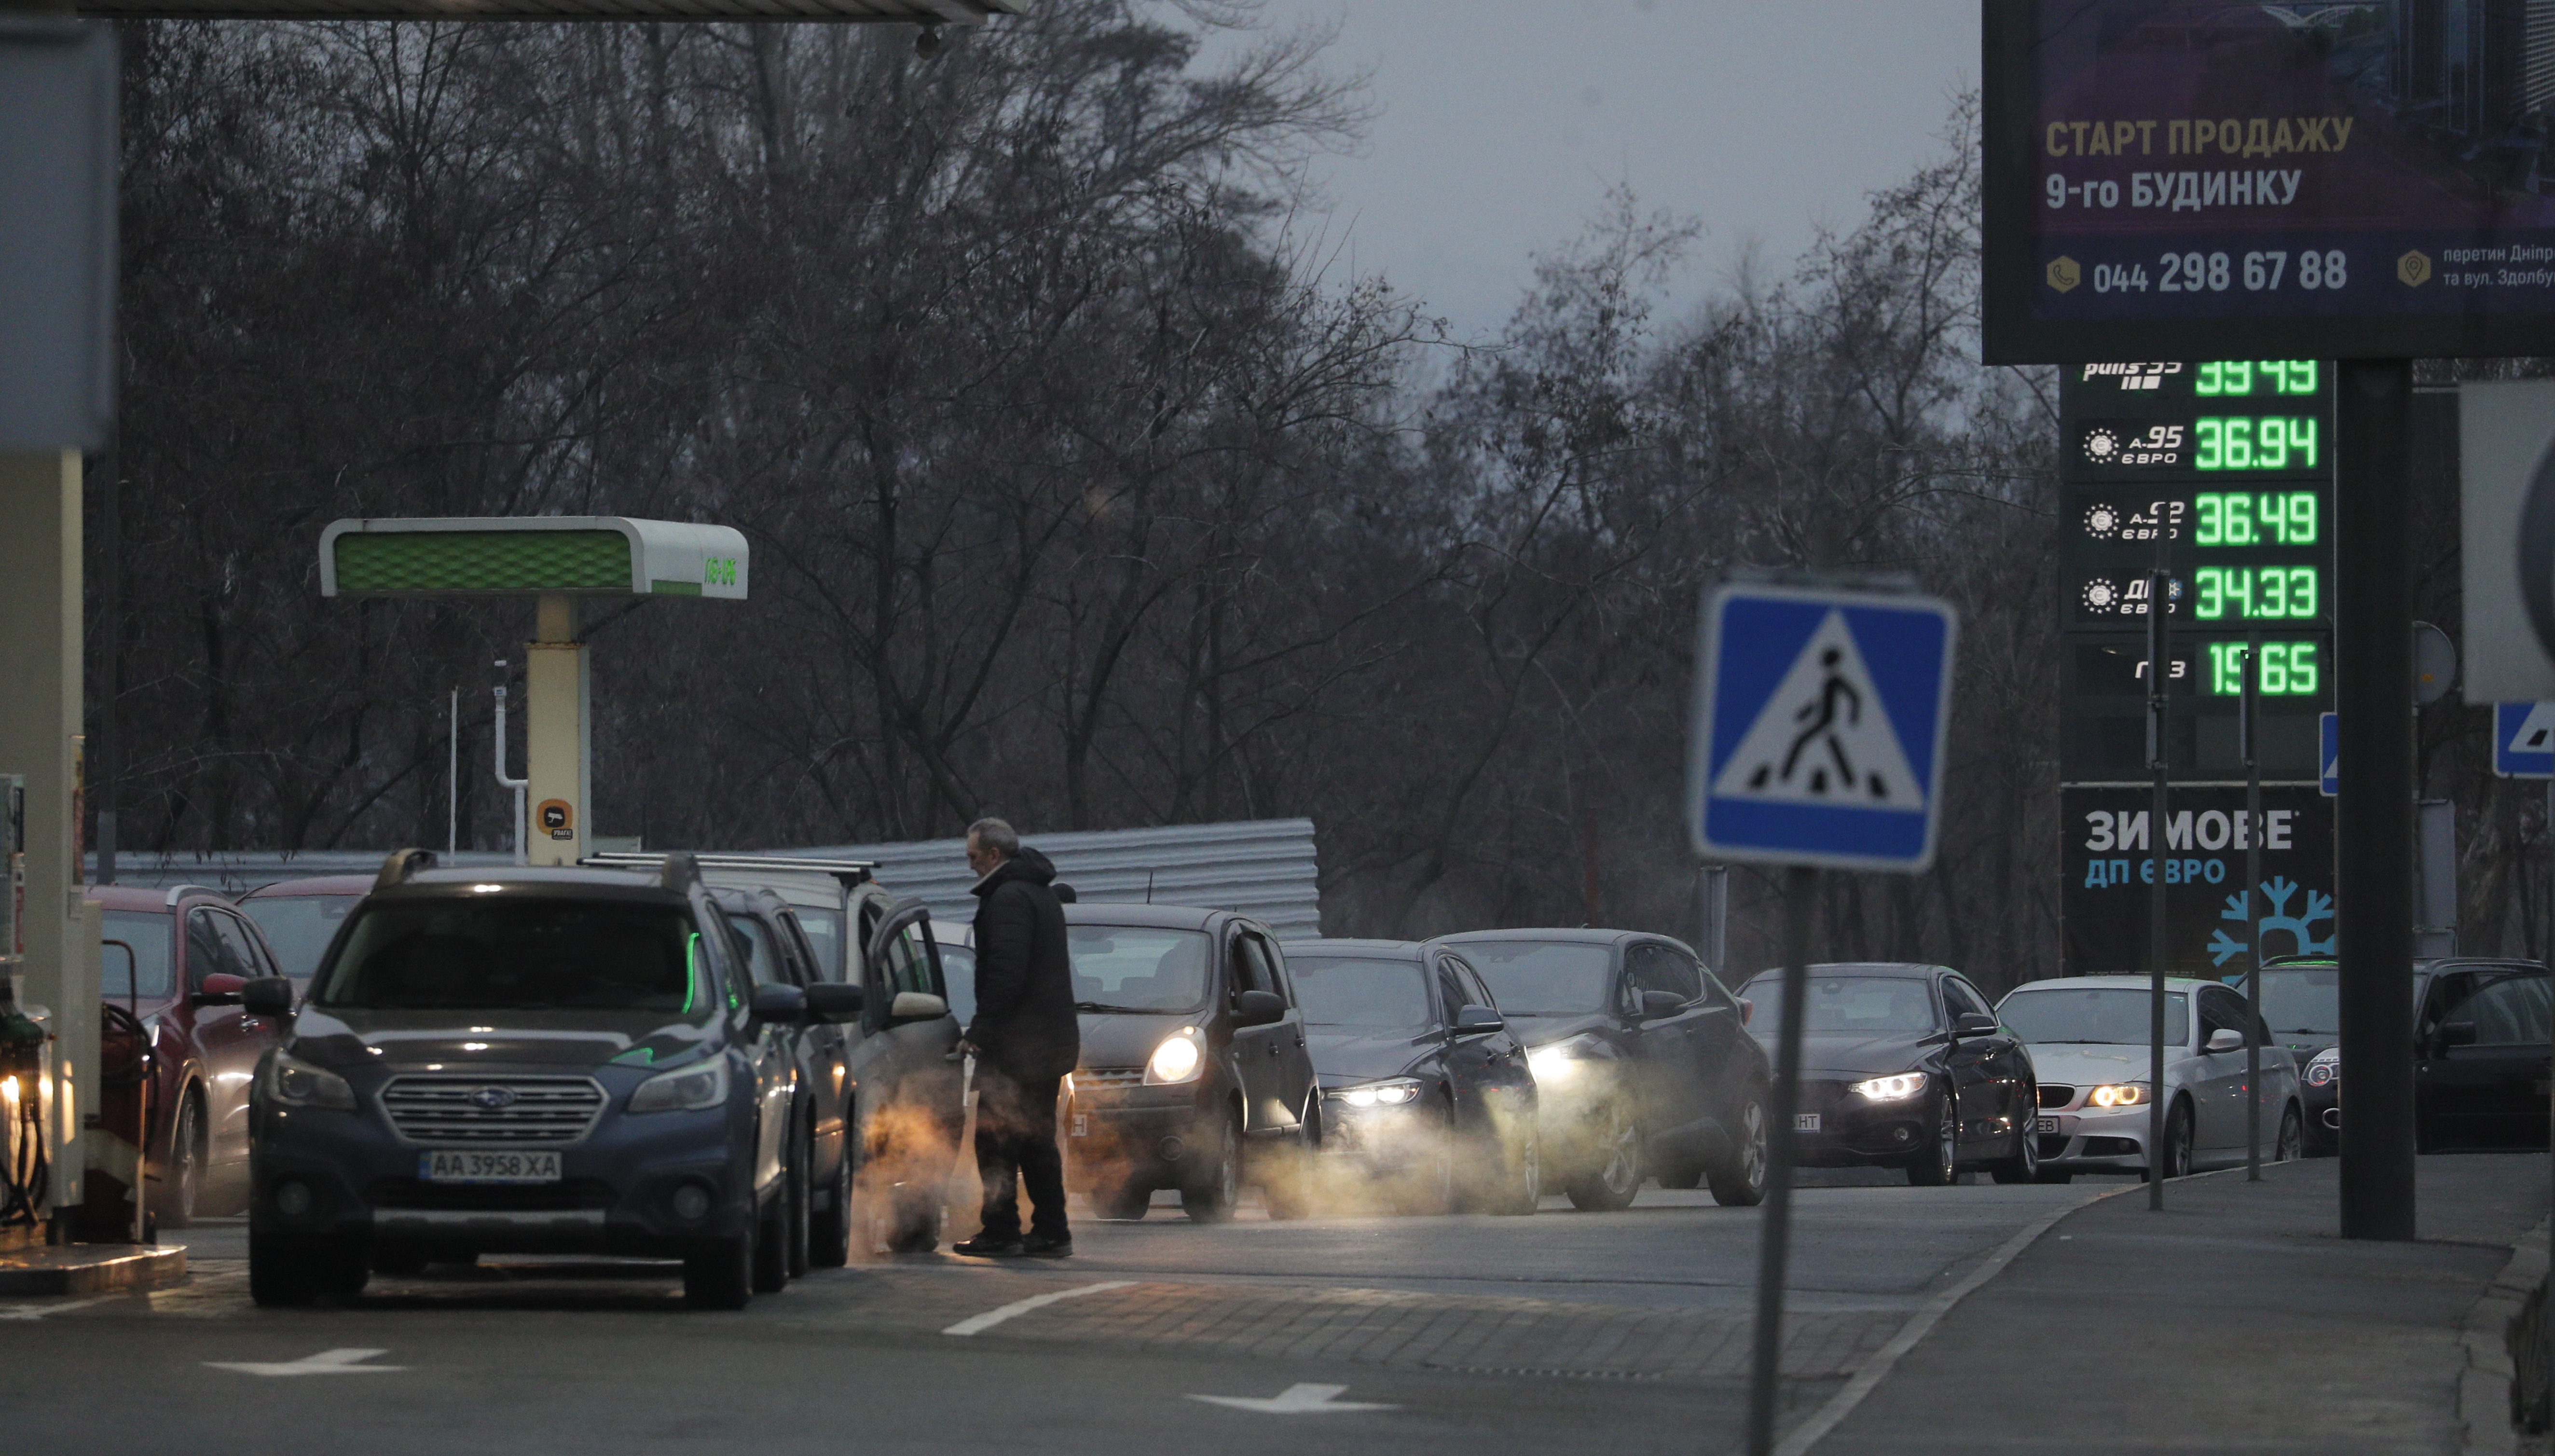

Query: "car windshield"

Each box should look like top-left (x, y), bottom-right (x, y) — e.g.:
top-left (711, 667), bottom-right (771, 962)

top-left (240, 894), bottom-right (356, 983)
top-left (938, 941), bottom-right (976, 1023)
top-left (2000, 987), bottom-right (2190, 1046)
top-left (1745, 975), bottom-right (1939, 1036)
top-left (1290, 957), bottom-right (1435, 1029)
top-left (1459, 941), bottom-right (1614, 1015)
top-left (1068, 926), bottom-right (1210, 1013)
top-left (2256, 966), bottom-right (2339, 1035)
top-left (316, 900), bottom-right (706, 1013)
top-left (100, 909), bottom-right (174, 1001)
top-left (724, 913), bottom-right (788, 986)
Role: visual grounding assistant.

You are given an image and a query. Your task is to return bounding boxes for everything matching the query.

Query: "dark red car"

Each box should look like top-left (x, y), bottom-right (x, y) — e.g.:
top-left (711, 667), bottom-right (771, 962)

top-left (93, 883), bottom-right (292, 1226)
top-left (239, 875), bottom-right (371, 983)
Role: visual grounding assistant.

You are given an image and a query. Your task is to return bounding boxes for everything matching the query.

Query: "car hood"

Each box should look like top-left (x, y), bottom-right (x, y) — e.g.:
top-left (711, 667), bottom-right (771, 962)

top-left (286, 1005), bottom-right (722, 1072)
top-left (1076, 1010), bottom-right (1209, 1070)
top-left (1307, 1027), bottom-right (1435, 1085)
top-left (1773, 1031), bottom-right (1943, 1080)
top-left (2022, 1044), bottom-right (2167, 1084)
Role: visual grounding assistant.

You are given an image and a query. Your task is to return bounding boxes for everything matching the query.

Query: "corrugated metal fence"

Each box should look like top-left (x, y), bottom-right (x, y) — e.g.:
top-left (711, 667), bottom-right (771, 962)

top-left (83, 817), bottom-right (1321, 938)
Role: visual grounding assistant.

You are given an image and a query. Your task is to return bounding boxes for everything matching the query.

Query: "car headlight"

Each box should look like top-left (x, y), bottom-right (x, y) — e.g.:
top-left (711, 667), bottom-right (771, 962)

top-left (259, 1050), bottom-right (356, 1111)
top-left (2305, 1049), bottom-right (2338, 1087)
top-left (2088, 1083), bottom-right (2148, 1108)
top-left (1330, 1077), bottom-right (1422, 1108)
top-left (628, 1057), bottom-right (730, 1114)
top-left (1526, 1033), bottom-right (1608, 1084)
top-left (1144, 1029), bottom-right (1205, 1085)
top-left (1851, 1071), bottom-right (1927, 1102)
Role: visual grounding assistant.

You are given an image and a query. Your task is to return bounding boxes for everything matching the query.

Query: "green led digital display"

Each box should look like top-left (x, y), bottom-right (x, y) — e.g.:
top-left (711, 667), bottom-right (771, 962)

top-left (2194, 417), bottom-right (2318, 471)
top-left (2193, 491), bottom-right (2318, 546)
top-left (2194, 565), bottom-right (2319, 620)
top-left (2205, 640), bottom-right (2320, 695)
top-left (2195, 361), bottom-right (2319, 397)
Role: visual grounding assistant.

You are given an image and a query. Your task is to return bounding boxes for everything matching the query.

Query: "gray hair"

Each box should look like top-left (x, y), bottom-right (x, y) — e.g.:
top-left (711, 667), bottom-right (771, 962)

top-left (966, 817), bottom-right (1020, 857)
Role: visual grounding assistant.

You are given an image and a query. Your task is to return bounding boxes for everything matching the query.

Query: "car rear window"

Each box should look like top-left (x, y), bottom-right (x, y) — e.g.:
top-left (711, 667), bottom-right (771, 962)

top-left (1290, 956), bottom-right (1434, 1029)
top-left (241, 893), bottom-right (357, 984)
top-left (316, 900), bottom-right (706, 1014)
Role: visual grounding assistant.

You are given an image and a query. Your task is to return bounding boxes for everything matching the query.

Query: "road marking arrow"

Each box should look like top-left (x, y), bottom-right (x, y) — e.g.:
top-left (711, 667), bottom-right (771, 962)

top-left (1187, 1383), bottom-right (1396, 1415)
top-left (206, 1347), bottom-right (406, 1376)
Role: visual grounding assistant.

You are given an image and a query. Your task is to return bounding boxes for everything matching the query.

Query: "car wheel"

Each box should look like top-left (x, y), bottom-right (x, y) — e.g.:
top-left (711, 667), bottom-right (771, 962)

top-left (1093, 1179), bottom-right (1152, 1222)
top-left (751, 1185), bottom-right (790, 1294)
top-left (1398, 1109), bottom-right (1457, 1216)
top-left (784, 1119), bottom-right (813, 1280)
top-left (1181, 1109), bottom-right (1242, 1224)
top-left (1263, 1103), bottom-right (1317, 1221)
top-left (2146, 1099), bottom-right (2194, 1181)
top-left (1707, 1091), bottom-right (1770, 1207)
top-left (685, 1226), bottom-right (754, 1310)
top-left (1989, 1090), bottom-right (2041, 1184)
top-left (809, 1134), bottom-right (853, 1269)
top-left (2276, 1103), bottom-right (2303, 1163)
top-left (1906, 1096), bottom-right (1958, 1186)
top-left (1488, 1127), bottom-right (1540, 1216)
top-left (249, 1231), bottom-right (333, 1307)
top-left (153, 1091), bottom-right (205, 1230)
top-left (1565, 1102), bottom-right (1643, 1211)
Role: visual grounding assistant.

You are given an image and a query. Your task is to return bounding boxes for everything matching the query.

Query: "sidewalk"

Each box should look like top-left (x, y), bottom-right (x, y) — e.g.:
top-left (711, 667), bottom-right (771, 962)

top-left (1808, 1153), bottom-right (2548, 1456)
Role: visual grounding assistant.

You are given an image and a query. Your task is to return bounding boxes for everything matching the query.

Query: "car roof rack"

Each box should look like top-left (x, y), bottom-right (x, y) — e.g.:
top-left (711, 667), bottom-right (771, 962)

top-left (373, 848), bottom-right (438, 892)
top-left (586, 852), bottom-right (875, 889)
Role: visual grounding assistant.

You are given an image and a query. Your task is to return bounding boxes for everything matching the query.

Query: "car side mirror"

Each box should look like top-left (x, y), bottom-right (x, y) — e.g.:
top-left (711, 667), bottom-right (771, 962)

top-left (1453, 1004), bottom-right (1505, 1036)
top-left (2205, 1027), bottom-right (2246, 1053)
top-left (1738, 997), bottom-right (1755, 1027)
top-left (888, 990), bottom-right (948, 1021)
top-left (2439, 1020), bottom-right (2479, 1048)
top-left (1952, 1012), bottom-right (2000, 1038)
top-left (748, 983), bottom-right (808, 1025)
top-left (804, 983), bottom-right (865, 1023)
top-left (1234, 989), bottom-right (1287, 1028)
top-left (1637, 990), bottom-right (1684, 1020)
top-left (193, 972), bottom-right (248, 1006)
top-left (239, 976), bottom-right (294, 1017)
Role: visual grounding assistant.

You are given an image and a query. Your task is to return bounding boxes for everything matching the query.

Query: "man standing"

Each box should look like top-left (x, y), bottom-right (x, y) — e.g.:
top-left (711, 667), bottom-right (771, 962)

top-left (952, 817), bottom-right (1079, 1258)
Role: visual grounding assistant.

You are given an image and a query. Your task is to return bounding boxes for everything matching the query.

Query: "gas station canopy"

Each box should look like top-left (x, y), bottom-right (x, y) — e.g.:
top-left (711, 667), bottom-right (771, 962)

top-left (78, 0), bottom-right (1017, 18)
top-left (318, 516), bottom-right (748, 599)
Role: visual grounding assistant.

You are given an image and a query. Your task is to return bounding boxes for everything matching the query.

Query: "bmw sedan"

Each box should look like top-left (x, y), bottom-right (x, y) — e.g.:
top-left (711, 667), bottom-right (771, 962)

top-left (1280, 939), bottom-right (1538, 1214)
top-left (1741, 963), bottom-right (2038, 1185)
top-left (1997, 975), bottom-right (2301, 1181)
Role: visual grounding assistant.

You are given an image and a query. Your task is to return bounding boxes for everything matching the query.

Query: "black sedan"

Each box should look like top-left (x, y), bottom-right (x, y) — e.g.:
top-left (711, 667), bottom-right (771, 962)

top-left (2258, 956), bottom-right (2549, 1154)
top-left (1279, 939), bottom-right (1538, 1215)
top-left (1428, 929), bottom-right (1770, 1210)
top-left (1737, 962), bottom-right (2038, 1186)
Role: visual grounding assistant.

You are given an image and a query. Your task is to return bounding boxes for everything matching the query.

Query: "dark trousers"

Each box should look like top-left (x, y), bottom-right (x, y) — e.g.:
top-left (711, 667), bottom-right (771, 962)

top-left (974, 1065), bottom-right (1067, 1240)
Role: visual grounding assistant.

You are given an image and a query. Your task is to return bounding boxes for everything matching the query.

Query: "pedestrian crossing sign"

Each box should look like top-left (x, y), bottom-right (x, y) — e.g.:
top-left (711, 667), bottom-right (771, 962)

top-left (2495, 701), bottom-right (2555, 779)
top-left (1688, 582), bottom-right (1956, 872)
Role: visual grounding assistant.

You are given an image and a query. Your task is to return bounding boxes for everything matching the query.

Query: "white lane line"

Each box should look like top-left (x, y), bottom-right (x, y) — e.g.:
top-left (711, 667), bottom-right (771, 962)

top-left (0, 1296), bottom-right (115, 1322)
top-left (206, 1348), bottom-right (407, 1376)
top-left (1189, 1383), bottom-right (1396, 1415)
top-left (942, 1280), bottom-right (1137, 1337)
top-left (1774, 1182), bottom-right (2143, 1456)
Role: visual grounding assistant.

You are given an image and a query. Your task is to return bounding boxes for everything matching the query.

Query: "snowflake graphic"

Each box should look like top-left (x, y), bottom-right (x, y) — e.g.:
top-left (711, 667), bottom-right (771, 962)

top-left (2206, 876), bottom-right (2337, 966)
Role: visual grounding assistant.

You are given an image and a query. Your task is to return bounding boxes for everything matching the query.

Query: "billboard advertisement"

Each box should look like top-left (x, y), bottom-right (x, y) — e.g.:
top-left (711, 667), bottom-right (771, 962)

top-left (2061, 784), bottom-right (2335, 975)
top-left (1985, 1), bottom-right (2555, 361)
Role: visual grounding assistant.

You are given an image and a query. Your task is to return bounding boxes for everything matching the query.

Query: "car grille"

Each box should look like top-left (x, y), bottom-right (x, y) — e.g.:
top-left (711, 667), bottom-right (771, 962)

top-left (380, 1076), bottom-right (607, 1146)
top-left (1071, 1068), bottom-right (1145, 1092)
top-left (2038, 1085), bottom-right (2075, 1110)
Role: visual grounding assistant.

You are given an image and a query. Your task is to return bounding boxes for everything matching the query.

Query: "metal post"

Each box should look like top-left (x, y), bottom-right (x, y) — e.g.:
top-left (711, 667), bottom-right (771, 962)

top-left (2147, 567), bottom-right (2170, 1209)
top-left (447, 687), bottom-right (459, 854)
top-left (93, 436), bottom-right (115, 887)
top-left (2335, 358), bottom-right (2417, 1241)
top-left (2545, 774), bottom-right (2552, 1426)
top-left (523, 594), bottom-right (589, 866)
top-left (493, 660), bottom-right (526, 866)
top-left (2245, 633), bottom-right (2262, 1181)
top-left (1745, 864), bottom-right (1817, 1456)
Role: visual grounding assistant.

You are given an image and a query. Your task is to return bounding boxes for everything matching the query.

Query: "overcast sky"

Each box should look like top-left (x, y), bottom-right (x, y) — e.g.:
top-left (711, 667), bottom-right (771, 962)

top-left (1219, 1), bottom-right (1979, 343)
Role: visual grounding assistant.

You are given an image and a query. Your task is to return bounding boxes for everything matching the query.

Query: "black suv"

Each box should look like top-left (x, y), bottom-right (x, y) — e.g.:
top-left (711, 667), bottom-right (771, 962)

top-left (1428, 929), bottom-right (1771, 1210)
top-left (2258, 955), bottom-right (2550, 1155)
top-left (1060, 904), bottom-right (1320, 1222)
top-left (242, 851), bottom-right (857, 1309)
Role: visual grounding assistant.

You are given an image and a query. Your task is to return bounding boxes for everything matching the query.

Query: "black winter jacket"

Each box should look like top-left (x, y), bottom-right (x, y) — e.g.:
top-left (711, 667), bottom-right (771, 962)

top-left (966, 847), bottom-right (1080, 1080)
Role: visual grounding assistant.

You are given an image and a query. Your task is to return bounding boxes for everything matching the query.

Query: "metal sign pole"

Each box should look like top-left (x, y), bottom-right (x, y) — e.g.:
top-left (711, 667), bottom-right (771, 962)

top-left (2148, 568), bottom-right (2170, 1208)
top-left (1744, 864), bottom-right (1816, 1456)
top-left (2245, 633), bottom-right (2263, 1181)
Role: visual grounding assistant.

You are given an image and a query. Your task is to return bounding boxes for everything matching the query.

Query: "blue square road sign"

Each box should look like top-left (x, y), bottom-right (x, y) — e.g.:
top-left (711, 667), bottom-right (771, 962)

top-left (2496, 702), bottom-right (2555, 779)
top-left (2319, 712), bottom-right (2339, 797)
top-left (1688, 582), bottom-right (1956, 873)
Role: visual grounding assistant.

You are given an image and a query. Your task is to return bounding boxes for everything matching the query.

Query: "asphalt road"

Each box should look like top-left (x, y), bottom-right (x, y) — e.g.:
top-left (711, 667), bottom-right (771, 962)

top-left (0, 1179), bottom-right (2091, 1456)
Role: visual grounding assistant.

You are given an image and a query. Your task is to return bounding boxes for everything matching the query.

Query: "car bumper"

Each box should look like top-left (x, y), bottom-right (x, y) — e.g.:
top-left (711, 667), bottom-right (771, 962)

top-left (2300, 1080), bottom-right (2339, 1153)
top-left (249, 1101), bottom-right (755, 1257)
top-left (1061, 1081), bottom-right (1224, 1192)
top-left (2033, 1100), bottom-right (2154, 1172)
top-left (1786, 1082), bottom-right (1935, 1168)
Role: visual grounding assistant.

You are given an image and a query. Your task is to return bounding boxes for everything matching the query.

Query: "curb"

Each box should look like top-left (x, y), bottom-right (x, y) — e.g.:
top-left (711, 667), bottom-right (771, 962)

top-left (2461, 1216), bottom-right (2548, 1456)
top-left (0, 1243), bottom-right (187, 1296)
top-left (1774, 1177), bottom-right (2147, 1456)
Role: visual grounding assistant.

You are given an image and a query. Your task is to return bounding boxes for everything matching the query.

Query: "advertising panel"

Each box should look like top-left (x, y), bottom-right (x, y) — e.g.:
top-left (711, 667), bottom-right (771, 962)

top-left (1986, 1), bottom-right (2555, 361)
top-left (2061, 784), bottom-right (2335, 976)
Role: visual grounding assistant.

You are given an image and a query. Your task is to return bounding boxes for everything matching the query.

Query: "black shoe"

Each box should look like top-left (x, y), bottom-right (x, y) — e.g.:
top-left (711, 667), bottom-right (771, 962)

top-left (952, 1234), bottom-right (1024, 1258)
top-left (1020, 1232), bottom-right (1074, 1259)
